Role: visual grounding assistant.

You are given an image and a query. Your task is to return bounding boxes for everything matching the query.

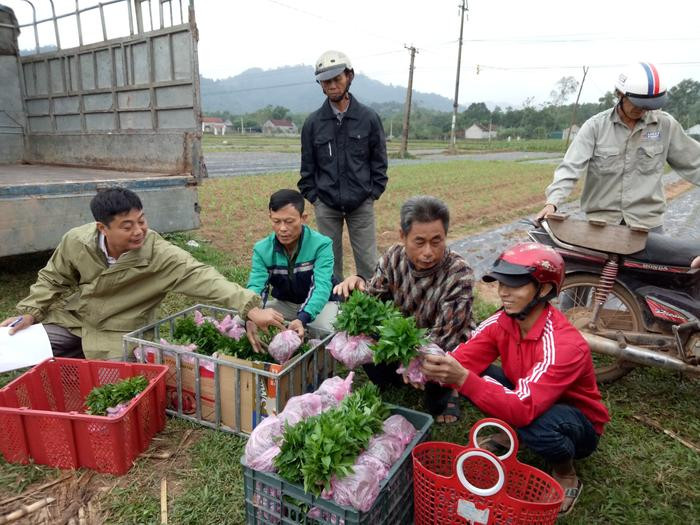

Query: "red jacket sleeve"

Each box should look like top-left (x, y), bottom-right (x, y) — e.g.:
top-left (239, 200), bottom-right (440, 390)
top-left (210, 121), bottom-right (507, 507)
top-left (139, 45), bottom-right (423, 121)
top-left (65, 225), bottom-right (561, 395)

top-left (449, 313), bottom-right (502, 377)
top-left (458, 331), bottom-right (588, 428)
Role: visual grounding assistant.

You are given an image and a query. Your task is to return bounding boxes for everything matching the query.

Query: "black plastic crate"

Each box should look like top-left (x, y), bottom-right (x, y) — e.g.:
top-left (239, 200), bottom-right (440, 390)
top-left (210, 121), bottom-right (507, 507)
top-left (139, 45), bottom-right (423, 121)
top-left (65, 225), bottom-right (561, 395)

top-left (242, 405), bottom-right (433, 524)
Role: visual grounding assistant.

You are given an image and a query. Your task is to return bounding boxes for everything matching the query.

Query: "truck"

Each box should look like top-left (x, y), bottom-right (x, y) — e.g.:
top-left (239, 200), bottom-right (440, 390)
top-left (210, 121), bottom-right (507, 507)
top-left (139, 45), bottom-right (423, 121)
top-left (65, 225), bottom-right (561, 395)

top-left (0, 0), bottom-right (203, 257)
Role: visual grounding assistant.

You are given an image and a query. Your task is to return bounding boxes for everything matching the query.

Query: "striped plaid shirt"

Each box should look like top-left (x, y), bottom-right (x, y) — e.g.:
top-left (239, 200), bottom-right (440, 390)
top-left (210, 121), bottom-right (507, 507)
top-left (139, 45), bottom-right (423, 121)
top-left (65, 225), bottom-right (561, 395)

top-left (366, 244), bottom-right (475, 352)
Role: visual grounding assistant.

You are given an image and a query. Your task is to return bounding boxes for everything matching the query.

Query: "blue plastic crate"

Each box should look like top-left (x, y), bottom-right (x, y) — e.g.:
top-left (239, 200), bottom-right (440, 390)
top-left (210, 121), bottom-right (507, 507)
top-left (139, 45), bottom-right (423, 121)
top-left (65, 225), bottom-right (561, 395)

top-left (242, 405), bottom-right (433, 525)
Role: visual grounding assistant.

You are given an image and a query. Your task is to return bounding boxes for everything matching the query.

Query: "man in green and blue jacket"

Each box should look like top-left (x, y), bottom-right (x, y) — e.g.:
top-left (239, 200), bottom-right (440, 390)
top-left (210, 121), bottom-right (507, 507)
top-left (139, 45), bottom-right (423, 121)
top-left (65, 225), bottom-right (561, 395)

top-left (247, 190), bottom-right (338, 335)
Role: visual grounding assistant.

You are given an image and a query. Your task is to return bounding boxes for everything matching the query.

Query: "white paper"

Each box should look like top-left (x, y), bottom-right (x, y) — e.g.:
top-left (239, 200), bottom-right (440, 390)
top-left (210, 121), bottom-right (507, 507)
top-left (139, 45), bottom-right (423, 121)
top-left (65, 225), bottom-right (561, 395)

top-left (0, 324), bottom-right (53, 373)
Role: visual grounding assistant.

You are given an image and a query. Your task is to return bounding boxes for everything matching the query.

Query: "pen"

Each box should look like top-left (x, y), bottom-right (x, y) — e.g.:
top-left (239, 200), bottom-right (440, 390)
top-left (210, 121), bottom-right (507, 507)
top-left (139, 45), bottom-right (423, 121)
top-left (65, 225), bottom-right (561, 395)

top-left (8, 316), bottom-right (23, 328)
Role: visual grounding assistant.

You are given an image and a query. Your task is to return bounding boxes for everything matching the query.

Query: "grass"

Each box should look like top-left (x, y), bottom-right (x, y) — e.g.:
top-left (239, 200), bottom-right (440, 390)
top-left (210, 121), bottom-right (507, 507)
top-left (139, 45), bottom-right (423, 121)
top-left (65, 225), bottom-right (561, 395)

top-left (0, 160), bottom-right (698, 524)
top-left (202, 134), bottom-right (567, 155)
top-left (198, 159), bottom-right (558, 272)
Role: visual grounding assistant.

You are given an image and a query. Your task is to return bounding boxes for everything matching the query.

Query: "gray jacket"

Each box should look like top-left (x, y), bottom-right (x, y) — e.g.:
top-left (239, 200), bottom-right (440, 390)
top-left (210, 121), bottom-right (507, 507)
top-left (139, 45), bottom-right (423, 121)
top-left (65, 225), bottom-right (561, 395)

top-left (546, 107), bottom-right (700, 229)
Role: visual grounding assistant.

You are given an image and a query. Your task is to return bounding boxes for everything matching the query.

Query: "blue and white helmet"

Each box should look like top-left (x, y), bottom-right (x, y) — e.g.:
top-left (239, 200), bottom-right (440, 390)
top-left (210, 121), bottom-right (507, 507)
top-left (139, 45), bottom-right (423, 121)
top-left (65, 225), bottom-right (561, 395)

top-left (615, 63), bottom-right (668, 110)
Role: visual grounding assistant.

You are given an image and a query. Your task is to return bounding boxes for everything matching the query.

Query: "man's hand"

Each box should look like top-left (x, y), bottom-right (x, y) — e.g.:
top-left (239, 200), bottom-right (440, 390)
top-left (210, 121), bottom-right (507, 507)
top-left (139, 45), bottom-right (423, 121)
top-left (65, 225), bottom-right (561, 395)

top-left (421, 354), bottom-right (468, 387)
top-left (0, 314), bottom-right (36, 336)
top-left (535, 203), bottom-right (557, 224)
top-left (288, 319), bottom-right (305, 339)
top-left (246, 307), bottom-right (285, 353)
top-left (332, 275), bottom-right (366, 298)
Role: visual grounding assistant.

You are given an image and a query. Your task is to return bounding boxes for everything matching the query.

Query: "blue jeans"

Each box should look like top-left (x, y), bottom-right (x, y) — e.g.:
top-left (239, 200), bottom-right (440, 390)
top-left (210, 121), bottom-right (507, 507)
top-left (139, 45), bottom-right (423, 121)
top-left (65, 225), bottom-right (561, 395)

top-left (480, 365), bottom-right (600, 464)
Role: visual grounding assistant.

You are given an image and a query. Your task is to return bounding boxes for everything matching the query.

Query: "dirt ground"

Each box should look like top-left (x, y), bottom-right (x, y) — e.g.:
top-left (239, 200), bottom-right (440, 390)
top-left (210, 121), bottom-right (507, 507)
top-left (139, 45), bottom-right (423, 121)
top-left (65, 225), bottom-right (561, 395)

top-left (0, 426), bottom-right (202, 524)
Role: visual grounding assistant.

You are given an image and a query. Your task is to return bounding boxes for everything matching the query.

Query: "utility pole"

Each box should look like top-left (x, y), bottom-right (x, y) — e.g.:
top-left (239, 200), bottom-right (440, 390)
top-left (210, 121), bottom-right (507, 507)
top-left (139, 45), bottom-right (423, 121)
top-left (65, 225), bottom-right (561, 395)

top-left (399, 45), bottom-right (417, 159)
top-left (449, 0), bottom-right (468, 153)
top-left (565, 66), bottom-right (589, 150)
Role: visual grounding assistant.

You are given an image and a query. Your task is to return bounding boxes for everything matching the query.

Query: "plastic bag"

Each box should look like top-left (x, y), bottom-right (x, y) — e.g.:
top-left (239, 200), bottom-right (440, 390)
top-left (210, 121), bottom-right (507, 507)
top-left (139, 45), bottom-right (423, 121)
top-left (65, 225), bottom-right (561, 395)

top-left (218, 314), bottom-right (246, 340)
top-left (253, 482), bottom-right (281, 524)
top-left (331, 464), bottom-right (382, 513)
top-left (396, 343), bottom-right (446, 385)
top-left (364, 433), bottom-right (405, 468)
top-left (244, 415), bottom-right (284, 470)
top-left (246, 445), bottom-right (281, 472)
top-left (327, 331), bottom-right (375, 369)
top-left (307, 506), bottom-right (344, 525)
top-left (135, 340), bottom-right (216, 374)
top-left (194, 310), bottom-right (217, 326)
top-left (382, 414), bottom-right (417, 446)
top-left (278, 393), bottom-right (323, 426)
top-left (356, 451), bottom-right (388, 481)
top-left (315, 372), bottom-right (355, 409)
top-left (268, 329), bottom-right (302, 364)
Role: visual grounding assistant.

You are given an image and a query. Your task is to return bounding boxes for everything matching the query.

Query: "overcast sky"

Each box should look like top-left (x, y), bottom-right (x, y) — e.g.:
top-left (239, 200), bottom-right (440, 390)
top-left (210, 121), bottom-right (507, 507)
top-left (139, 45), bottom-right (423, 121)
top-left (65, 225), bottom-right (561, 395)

top-left (195, 0), bottom-right (700, 108)
top-left (7, 0), bottom-right (700, 109)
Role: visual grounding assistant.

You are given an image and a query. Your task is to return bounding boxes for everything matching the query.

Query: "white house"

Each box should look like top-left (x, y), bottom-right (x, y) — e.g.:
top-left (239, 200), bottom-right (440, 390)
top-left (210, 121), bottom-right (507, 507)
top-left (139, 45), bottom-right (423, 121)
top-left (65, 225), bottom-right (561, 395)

top-left (562, 124), bottom-right (580, 141)
top-left (686, 124), bottom-right (700, 137)
top-left (202, 117), bottom-right (227, 135)
top-left (262, 119), bottom-right (298, 135)
top-left (464, 123), bottom-right (497, 140)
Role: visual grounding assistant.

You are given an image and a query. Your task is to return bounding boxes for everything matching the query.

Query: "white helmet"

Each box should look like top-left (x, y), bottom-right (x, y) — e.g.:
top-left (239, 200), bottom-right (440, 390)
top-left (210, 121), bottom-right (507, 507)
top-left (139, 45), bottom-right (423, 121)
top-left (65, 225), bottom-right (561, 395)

top-left (314, 50), bottom-right (353, 82)
top-left (614, 63), bottom-right (668, 110)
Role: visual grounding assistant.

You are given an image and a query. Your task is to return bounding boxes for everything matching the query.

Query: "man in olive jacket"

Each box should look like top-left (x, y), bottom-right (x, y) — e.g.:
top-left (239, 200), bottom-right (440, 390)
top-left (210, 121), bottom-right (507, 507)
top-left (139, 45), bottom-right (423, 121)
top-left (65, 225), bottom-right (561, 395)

top-left (1, 188), bottom-right (283, 360)
top-left (298, 50), bottom-right (388, 281)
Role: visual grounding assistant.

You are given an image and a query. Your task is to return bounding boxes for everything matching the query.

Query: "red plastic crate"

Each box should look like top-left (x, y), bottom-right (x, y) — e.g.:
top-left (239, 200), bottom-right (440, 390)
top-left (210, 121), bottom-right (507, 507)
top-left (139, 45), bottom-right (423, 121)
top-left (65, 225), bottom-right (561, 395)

top-left (0, 358), bottom-right (168, 475)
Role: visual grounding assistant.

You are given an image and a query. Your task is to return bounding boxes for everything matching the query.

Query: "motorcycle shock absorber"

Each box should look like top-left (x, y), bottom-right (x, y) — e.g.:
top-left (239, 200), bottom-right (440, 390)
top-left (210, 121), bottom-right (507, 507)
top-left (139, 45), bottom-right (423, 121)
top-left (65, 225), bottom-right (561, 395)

top-left (589, 255), bottom-right (619, 329)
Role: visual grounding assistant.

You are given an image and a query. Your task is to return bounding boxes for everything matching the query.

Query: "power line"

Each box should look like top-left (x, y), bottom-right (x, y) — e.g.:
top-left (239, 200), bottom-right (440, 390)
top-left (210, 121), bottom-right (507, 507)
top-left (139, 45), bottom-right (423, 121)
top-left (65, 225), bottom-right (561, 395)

top-left (203, 81), bottom-right (315, 96)
top-left (263, 0), bottom-right (403, 46)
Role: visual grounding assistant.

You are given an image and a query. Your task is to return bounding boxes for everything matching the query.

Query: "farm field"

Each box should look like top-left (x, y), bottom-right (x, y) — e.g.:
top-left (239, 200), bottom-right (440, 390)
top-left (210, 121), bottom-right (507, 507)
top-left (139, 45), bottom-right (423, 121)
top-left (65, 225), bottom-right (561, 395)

top-left (0, 159), bottom-right (698, 524)
top-left (202, 133), bottom-right (567, 155)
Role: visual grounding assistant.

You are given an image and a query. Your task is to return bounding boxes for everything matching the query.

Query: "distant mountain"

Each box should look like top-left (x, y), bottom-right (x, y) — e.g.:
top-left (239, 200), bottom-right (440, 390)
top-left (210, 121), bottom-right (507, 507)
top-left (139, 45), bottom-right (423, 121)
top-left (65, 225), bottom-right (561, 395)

top-left (200, 65), bottom-right (456, 114)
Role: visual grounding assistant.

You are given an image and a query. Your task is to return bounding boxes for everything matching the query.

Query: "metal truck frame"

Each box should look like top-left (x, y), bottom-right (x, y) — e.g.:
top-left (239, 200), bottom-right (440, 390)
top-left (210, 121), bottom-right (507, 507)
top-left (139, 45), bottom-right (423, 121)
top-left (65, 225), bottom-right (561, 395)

top-left (0, 0), bottom-right (203, 257)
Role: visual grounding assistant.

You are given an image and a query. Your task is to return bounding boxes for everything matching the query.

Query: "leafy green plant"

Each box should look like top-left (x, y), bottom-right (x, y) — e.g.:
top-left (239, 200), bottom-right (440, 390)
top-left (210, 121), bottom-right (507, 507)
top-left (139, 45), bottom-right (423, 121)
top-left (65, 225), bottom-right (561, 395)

top-left (372, 315), bottom-right (429, 367)
top-left (275, 383), bottom-right (388, 495)
top-left (172, 317), bottom-right (276, 363)
top-left (85, 375), bottom-right (149, 416)
top-left (333, 290), bottom-right (400, 336)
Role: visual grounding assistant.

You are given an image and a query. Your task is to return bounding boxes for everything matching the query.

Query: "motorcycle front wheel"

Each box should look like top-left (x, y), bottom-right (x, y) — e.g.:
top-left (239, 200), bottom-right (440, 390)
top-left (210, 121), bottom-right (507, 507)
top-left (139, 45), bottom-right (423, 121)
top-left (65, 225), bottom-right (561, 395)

top-left (555, 273), bottom-right (644, 383)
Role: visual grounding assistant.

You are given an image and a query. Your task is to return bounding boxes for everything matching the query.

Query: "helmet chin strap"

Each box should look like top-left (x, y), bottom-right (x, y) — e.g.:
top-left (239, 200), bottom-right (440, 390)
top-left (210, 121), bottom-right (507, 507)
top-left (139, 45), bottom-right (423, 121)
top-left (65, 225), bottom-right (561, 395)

top-left (324, 71), bottom-right (353, 103)
top-left (617, 96), bottom-right (640, 122)
top-left (505, 284), bottom-right (547, 321)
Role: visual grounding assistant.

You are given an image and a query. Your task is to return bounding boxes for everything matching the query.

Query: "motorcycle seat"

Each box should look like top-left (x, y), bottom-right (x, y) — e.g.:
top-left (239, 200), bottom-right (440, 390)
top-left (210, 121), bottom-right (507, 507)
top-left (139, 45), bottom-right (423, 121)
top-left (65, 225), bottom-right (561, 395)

top-left (630, 233), bottom-right (700, 267)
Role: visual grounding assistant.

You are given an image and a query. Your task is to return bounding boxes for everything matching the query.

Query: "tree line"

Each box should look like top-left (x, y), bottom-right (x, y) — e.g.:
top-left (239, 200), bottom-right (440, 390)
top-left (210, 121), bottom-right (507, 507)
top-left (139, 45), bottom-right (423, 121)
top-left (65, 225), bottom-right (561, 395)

top-left (206, 79), bottom-right (700, 140)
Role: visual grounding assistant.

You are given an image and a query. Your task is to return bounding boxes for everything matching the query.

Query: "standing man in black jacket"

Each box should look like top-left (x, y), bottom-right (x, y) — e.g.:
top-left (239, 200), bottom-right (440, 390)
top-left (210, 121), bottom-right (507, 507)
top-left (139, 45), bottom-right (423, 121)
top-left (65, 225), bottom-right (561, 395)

top-left (298, 50), bottom-right (388, 281)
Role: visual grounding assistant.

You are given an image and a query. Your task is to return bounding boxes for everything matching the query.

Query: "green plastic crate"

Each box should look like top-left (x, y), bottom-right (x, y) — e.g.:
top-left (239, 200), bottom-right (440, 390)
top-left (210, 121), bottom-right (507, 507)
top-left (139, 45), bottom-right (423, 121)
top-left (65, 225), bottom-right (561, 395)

top-left (242, 405), bottom-right (433, 524)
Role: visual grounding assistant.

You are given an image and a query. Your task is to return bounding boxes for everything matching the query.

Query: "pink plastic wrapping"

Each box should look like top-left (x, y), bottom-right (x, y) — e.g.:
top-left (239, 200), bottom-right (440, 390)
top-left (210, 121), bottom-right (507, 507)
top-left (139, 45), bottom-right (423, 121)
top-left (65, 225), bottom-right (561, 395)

top-left (267, 329), bottom-right (302, 364)
top-left (135, 340), bottom-right (216, 373)
top-left (278, 393), bottom-right (323, 426)
top-left (253, 482), bottom-right (281, 524)
top-left (194, 311), bottom-right (246, 340)
top-left (327, 331), bottom-right (375, 369)
top-left (396, 343), bottom-right (446, 384)
top-left (246, 445), bottom-right (281, 472)
top-left (356, 451), bottom-right (389, 480)
top-left (217, 314), bottom-right (246, 340)
top-left (244, 415), bottom-right (283, 468)
top-left (364, 433), bottom-right (405, 468)
top-left (331, 464), bottom-right (382, 513)
top-left (381, 414), bottom-right (417, 446)
top-left (315, 372), bottom-right (355, 409)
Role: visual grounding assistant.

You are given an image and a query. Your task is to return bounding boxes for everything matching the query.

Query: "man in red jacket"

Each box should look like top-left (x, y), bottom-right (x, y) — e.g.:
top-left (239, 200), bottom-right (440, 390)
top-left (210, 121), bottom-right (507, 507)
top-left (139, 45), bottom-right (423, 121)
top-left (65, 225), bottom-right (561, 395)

top-left (419, 242), bottom-right (610, 516)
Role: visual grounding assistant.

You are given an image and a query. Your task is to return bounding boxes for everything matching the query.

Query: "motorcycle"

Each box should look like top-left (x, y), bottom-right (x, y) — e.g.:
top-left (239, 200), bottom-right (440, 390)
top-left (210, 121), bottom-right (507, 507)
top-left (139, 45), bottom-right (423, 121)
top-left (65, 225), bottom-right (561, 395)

top-left (527, 213), bottom-right (700, 382)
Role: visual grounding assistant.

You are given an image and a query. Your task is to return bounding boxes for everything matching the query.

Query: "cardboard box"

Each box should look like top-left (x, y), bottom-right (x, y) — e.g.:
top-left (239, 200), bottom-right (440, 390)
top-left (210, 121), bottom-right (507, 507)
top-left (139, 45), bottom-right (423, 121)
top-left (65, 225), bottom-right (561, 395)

top-left (145, 346), bottom-right (327, 433)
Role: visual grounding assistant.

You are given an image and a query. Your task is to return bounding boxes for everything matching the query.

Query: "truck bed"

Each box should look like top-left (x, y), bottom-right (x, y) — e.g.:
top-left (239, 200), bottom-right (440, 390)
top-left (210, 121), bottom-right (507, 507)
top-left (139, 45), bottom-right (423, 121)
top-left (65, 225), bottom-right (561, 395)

top-left (0, 164), bottom-right (192, 193)
top-left (0, 164), bottom-right (200, 257)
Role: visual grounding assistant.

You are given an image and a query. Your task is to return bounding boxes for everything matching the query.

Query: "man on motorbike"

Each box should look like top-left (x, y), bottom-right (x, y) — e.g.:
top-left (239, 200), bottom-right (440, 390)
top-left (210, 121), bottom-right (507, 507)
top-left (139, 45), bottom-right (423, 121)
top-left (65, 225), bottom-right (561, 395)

top-left (537, 63), bottom-right (700, 263)
top-left (413, 242), bottom-right (610, 516)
